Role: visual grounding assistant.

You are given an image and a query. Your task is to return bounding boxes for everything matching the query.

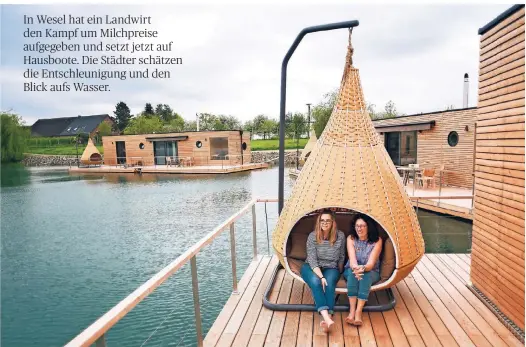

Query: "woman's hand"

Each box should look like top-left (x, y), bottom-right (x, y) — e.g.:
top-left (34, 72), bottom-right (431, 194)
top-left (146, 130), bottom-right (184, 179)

top-left (321, 277), bottom-right (328, 291)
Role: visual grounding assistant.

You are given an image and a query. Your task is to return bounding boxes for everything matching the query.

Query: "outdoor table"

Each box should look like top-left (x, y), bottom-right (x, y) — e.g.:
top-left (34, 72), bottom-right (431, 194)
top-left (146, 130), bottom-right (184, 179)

top-left (396, 166), bottom-right (423, 195)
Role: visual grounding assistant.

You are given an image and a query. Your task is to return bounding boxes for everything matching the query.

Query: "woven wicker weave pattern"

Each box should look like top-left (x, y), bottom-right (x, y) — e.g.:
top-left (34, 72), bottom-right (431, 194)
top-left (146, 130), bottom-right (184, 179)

top-left (272, 32), bottom-right (425, 291)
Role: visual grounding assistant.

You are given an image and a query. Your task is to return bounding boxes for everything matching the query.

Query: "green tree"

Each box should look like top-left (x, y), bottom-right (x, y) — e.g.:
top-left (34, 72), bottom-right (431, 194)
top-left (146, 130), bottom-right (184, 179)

top-left (214, 115), bottom-right (241, 130)
top-left (97, 121), bottom-right (112, 136)
top-left (285, 112), bottom-right (307, 139)
top-left (163, 114), bottom-right (185, 132)
top-left (155, 104), bottom-right (177, 122)
top-left (261, 119), bottom-right (278, 139)
top-left (252, 114), bottom-right (269, 138)
top-left (113, 102), bottom-right (132, 133)
top-left (144, 103), bottom-right (154, 116)
top-left (184, 120), bottom-right (197, 131)
top-left (312, 89), bottom-right (338, 137)
top-left (1, 112), bottom-right (29, 162)
top-left (243, 120), bottom-right (254, 139)
top-left (383, 100), bottom-right (398, 118)
top-left (124, 115), bottom-right (163, 134)
top-left (197, 113), bottom-right (217, 131)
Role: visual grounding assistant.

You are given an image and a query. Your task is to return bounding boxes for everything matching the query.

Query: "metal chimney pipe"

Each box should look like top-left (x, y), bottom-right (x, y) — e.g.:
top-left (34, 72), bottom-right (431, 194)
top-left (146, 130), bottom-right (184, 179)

top-left (463, 73), bottom-right (469, 108)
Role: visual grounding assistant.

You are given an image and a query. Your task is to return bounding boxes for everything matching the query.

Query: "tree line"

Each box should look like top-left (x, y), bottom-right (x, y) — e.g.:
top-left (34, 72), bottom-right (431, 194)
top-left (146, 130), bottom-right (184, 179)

top-left (1, 89), bottom-right (406, 162)
top-left (111, 95), bottom-right (404, 139)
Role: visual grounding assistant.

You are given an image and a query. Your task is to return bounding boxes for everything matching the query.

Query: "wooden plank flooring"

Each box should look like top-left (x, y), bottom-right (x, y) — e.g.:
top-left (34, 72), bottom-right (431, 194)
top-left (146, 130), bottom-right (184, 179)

top-left (204, 254), bottom-right (522, 347)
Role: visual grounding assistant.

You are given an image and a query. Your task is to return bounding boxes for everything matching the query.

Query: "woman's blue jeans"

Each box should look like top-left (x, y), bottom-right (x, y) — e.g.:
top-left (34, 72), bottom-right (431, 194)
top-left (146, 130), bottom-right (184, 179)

top-left (300, 263), bottom-right (340, 314)
top-left (343, 267), bottom-right (380, 301)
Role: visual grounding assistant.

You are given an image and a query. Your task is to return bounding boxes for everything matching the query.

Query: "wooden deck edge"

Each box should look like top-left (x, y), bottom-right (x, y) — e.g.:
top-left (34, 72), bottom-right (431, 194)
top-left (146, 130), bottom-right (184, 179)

top-left (413, 200), bottom-right (473, 220)
top-left (203, 255), bottom-right (271, 346)
top-left (467, 283), bottom-right (525, 343)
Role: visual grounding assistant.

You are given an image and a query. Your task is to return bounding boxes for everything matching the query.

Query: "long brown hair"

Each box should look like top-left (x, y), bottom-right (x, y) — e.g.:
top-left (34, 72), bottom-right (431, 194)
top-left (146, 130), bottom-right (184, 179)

top-left (315, 209), bottom-right (338, 245)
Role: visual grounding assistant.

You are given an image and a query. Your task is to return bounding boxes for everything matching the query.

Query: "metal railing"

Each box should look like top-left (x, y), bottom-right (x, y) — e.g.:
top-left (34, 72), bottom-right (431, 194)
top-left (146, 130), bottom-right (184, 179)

top-left (99, 155), bottom-right (255, 169)
top-left (64, 198), bottom-right (278, 347)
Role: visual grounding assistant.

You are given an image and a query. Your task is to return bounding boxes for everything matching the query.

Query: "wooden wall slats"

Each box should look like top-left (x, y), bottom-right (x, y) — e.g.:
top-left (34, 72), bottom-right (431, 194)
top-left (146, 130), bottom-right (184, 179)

top-left (477, 113), bottom-right (524, 127)
top-left (473, 8), bottom-right (525, 330)
top-left (475, 171), bottom-right (525, 189)
top-left (479, 71), bottom-right (524, 96)
top-left (480, 36), bottom-right (525, 72)
top-left (480, 64), bottom-right (525, 89)
top-left (479, 80), bottom-right (525, 102)
top-left (475, 189), bottom-right (524, 212)
top-left (476, 181), bottom-right (525, 204)
top-left (471, 266), bottom-right (526, 321)
top-left (480, 16), bottom-right (525, 54)
top-left (471, 273), bottom-right (525, 328)
top-left (478, 90), bottom-right (524, 108)
top-left (475, 196), bottom-right (525, 226)
top-left (475, 158), bottom-right (524, 171)
top-left (476, 176), bottom-right (525, 195)
top-left (476, 138), bottom-right (525, 147)
top-left (480, 7), bottom-right (525, 46)
top-left (476, 152), bottom-right (525, 163)
top-left (481, 32), bottom-right (525, 63)
top-left (479, 50), bottom-right (524, 77)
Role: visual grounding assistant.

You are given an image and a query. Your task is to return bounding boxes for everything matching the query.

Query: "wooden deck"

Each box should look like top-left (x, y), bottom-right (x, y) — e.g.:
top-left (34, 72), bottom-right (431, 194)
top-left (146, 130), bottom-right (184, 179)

top-left (68, 162), bottom-right (268, 175)
top-left (204, 254), bottom-right (523, 347)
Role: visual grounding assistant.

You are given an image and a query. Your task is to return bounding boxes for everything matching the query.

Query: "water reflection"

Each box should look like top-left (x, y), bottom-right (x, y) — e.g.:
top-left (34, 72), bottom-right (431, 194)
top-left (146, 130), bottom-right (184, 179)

top-left (1, 164), bottom-right (31, 188)
top-left (417, 209), bottom-right (472, 253)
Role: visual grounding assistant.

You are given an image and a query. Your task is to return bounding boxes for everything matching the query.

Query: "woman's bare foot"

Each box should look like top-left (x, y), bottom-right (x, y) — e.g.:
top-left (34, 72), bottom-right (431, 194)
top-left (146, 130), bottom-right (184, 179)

top-left (345, 313), bottom-right (355, 325)
top-left (320, 318), bottom-right (335, 333)
top-left (354, 312), bottom-right (363, 326)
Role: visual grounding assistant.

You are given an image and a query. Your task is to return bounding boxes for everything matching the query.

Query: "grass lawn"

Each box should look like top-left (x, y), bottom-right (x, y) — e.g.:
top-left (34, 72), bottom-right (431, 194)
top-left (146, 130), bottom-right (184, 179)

top-left (26, 145), bottom-right (104, 156)
top-left (251, 138), bottom-right (308, 151)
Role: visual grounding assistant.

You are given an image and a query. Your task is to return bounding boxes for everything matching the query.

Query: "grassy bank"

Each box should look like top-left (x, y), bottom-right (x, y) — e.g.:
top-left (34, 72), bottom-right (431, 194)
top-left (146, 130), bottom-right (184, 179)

top-left (251, 138), bottom-right (307, 151)
top-left (26, 145), bottom-right (104, 156)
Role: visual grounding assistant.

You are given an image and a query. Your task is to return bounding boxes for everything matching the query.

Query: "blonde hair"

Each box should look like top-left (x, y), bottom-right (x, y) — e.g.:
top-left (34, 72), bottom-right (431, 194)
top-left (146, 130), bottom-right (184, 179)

top-left (315, 210), bottom-right (337, 245)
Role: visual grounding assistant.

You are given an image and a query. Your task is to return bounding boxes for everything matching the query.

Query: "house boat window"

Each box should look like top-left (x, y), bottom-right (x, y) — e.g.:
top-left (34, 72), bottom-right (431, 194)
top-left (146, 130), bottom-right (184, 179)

top-left (385, 131), bottom-right (417, 166)
top-left (210, 137), bottom-right (229, 160)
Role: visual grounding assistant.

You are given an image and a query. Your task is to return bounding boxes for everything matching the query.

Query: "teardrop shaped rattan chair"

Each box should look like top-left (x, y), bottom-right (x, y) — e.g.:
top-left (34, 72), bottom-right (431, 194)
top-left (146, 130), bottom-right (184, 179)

top-left (264, 29), bottom-right (425, 312)
top-left (80, 138), bottom-right (103, 166)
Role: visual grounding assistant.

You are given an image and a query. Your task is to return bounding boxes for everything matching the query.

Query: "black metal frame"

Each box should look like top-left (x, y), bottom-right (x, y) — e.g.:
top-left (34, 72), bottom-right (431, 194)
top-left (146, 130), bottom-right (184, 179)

top-left (278, 20), bottom-right (360, 214)
top-left (262, 263), bottom-right (396, 312)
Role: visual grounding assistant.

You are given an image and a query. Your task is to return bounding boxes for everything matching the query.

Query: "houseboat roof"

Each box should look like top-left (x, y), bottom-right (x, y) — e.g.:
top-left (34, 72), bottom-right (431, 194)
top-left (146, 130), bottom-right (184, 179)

top-left (371, 107), bottom-right (477, 131)
top-left (102, 129), bottom-right (246, 137)
top-left (478, 4), bottom-right (525, 35)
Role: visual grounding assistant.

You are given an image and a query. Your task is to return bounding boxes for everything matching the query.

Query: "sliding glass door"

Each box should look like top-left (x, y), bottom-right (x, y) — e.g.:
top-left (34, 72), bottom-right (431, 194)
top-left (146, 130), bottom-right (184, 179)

top-left (384, 131), bottom-right (417, 166)
top-left (153, 141), bottom-right (178, 165)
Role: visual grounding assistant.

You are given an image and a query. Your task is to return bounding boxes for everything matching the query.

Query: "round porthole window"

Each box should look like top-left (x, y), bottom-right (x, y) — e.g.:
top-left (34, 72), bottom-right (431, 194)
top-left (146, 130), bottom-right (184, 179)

top-left (448, 131), bottom-right (459, 147)
top-left (139, 143), bottom-right (145, 149)
top-left (242, 142), bottom-right (247, 150)
top-left (196, 141), bottom-right (202, 148)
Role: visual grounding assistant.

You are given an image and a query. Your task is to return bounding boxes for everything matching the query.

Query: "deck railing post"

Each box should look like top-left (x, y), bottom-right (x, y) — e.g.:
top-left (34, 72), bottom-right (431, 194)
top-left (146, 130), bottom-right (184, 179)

top-left (230, 223), bottom-right (239, 294)
top-left (190, 256), bottom-right (204, 347)
top-left (95, 334), bottom-right (106, 347)
top-left (438, 170), bottom-right (442, 207)
top-left (252, 204), bottom-right (257, 260)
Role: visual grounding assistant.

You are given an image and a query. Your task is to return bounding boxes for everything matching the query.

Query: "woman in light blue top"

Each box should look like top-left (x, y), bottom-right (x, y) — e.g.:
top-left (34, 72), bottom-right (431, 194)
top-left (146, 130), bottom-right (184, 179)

top-left (343, 214), bottom-right (383, 326)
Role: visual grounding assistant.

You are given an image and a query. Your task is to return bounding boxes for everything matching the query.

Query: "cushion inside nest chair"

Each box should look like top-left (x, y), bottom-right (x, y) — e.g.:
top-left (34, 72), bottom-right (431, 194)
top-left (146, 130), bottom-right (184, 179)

top-left (285, 211), bottom-right (396, 290)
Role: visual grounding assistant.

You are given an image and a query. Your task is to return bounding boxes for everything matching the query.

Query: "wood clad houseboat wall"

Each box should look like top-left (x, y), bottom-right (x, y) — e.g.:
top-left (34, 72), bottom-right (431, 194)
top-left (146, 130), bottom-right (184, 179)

top-left (472, 4), bottom-right (525, 330)
top-left (373, 108), bottom-right (477, 189)
top-left (102, 130), bottom-right (251, 166)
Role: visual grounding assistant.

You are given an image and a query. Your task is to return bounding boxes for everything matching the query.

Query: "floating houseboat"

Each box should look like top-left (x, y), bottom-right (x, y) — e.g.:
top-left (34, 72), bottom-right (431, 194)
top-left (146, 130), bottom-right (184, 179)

top-left (69, 130), bottom-right (268, 174)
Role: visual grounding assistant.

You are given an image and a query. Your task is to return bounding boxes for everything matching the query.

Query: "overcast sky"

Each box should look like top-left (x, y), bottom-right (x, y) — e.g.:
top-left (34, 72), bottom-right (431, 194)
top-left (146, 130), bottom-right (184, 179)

top-left (0, 4), bottom-right (511, 125)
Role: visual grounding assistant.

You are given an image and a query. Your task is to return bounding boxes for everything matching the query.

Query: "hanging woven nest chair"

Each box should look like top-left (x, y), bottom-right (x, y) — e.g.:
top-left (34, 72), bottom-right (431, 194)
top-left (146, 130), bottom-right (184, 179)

top-left (264, 30), bottom-right (425, 312)
top-left (80, 138), bottom-right (103, 166)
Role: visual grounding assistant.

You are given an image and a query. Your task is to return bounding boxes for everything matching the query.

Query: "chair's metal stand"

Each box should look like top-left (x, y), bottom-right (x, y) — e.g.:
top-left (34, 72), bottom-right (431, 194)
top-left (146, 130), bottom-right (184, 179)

top-left (262, 263), bottom-right (396, 312)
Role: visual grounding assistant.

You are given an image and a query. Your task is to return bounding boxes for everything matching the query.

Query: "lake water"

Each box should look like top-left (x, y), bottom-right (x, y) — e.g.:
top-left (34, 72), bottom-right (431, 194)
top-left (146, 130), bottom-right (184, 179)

top-left (1, 164), bottom-right (472, 347)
